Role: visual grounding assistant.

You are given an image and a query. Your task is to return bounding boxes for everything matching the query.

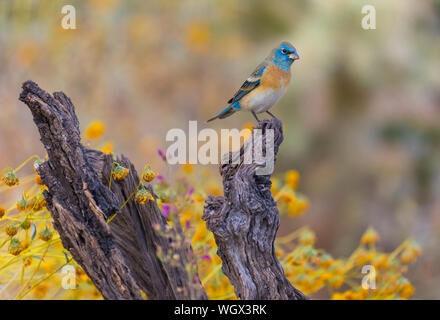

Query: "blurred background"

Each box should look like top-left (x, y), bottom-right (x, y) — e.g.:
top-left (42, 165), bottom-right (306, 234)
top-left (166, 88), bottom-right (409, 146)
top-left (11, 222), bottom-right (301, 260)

top-left (0, 0), bottom-right (439, 298)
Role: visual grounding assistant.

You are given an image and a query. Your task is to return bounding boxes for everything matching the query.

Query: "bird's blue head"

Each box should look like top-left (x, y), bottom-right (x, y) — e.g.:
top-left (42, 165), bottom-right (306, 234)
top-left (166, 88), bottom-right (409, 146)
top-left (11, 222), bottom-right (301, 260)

top-left (270, 42), bottom-right (299, 70)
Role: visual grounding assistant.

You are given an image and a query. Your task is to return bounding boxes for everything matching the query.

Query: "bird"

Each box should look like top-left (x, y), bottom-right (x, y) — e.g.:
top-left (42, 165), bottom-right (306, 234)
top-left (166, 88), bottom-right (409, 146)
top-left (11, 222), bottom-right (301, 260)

top-left (207, 41), bottom-right (299, 123)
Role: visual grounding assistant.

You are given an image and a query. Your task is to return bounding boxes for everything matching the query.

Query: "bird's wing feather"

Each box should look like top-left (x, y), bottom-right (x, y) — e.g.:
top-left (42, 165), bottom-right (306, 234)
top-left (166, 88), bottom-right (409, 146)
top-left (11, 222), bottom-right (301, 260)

top-left (228, 63), bottom-right (266, 104)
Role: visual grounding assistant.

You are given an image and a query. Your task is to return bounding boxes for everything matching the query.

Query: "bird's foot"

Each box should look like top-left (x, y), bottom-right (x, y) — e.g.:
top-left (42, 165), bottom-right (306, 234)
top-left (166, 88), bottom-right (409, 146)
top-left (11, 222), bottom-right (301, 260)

top-left (251, 111), bottom-right (261, 123)
top-left (266, 111), bottom-right (278, 120)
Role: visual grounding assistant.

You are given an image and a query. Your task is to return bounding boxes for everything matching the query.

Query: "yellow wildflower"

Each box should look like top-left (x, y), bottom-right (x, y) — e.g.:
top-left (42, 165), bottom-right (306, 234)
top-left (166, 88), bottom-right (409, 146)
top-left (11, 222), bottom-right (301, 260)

top-left (24, 257), bottom-right (32, 267)
top-left (400, 282), bottom-right (415, 299)
top-left (0, 206), bottom-right (5, 219)
top-left (278, 191), bottom-right (295, 203)
top-left (1, 171), bottom-right (19, 186)
top-left (373, 254), bottom-right (390, 269)
top-left (35, 174), bottom-right (44, 185)
top-left (299, 229), bottom-right (316, 246)
top-left (21, 237), bottom-right (31, 250)
top-left (8, 238), bottom-right (22, 256)
top-left (285, 170), bottom-right (300, 190)
top-left (16, 194), bottom-right (29, 212)
top-left (182, 164), bottom-right (194, 174)
top-left (355, 251), bottom-right (375, 266)
top-left (329, 275), bottom-right (344, 288)
top-left (400, 241), bottom-right (421, 264)
top-left (287, 198), bottom-right (309, 217)
top-left (21, 219), bottom-right (31, 230)
top-left (101, 141), bottom-right (114, 154)
top-left (135, 188), bottom-right (154, 204)
top-left (39, 227), bottom-right (53, 242)
top-left (317, 253), bottom-right (334, 268)
top-left (85, 121), bottom-right (105, 139)
top-left (5, 223), bottom-right (19, 236)
top-left (112, 164), bottom-right (129, 181)
top-left (143, 166), bottom-right (157, 183)
top-left (361, 227), bottom-right (380, 244)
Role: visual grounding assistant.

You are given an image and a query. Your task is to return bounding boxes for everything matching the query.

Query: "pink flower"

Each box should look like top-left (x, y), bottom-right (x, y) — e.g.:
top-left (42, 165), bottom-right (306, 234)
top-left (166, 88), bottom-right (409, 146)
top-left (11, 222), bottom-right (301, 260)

top-left (162, 204), bottom-right (171, 218)
top-left (157, 148), bottom-right (166, 161)
top-left (186, 187), bottom-right (194, 198)
top-left (202, 254), bottom-right (212, 262)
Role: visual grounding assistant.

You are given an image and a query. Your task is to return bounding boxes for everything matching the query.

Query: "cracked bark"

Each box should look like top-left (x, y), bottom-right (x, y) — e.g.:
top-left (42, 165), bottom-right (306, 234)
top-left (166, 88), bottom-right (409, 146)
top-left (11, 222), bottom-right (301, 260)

top-left (203, 118), bottom-right (308, 300)
top-left (19, 80), bottom-right (306, 300)
top-left (19, 80), bottom-right (206, 300)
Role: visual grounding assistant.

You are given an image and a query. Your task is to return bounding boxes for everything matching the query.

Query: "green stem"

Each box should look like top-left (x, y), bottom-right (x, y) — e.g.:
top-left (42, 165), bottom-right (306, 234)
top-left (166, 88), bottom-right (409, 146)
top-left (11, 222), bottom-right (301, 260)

top-left (107, 165), bottom-right (149, 224)
top-left (14, 155), bottom-right (41, 173)
top-left (108, 162), bottom-right (118, 189)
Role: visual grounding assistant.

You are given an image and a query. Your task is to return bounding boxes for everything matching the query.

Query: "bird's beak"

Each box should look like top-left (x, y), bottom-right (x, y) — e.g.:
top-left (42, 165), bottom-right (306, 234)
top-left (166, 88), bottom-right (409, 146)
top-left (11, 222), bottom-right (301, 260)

top-left (289, 52), bottom-right (300, 60)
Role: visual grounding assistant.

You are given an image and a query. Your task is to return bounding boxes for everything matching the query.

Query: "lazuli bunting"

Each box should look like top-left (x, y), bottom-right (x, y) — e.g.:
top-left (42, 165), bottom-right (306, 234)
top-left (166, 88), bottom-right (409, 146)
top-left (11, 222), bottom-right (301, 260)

top-left (207, 41), bottom-right (299, 122)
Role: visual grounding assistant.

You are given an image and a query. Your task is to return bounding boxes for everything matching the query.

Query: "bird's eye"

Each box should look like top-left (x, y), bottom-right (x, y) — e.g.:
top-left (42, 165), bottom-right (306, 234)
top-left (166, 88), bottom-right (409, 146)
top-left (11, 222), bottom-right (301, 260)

top-left (281, 48), bottom-right (288, 54)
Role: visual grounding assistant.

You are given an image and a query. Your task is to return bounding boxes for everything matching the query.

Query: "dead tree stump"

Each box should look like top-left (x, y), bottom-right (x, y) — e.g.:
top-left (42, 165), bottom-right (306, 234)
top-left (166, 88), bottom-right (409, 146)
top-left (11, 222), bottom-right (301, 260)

top-left (19, 80), bottom-right (307, 300)
top-left (203, 118), bottom-right (308, 300)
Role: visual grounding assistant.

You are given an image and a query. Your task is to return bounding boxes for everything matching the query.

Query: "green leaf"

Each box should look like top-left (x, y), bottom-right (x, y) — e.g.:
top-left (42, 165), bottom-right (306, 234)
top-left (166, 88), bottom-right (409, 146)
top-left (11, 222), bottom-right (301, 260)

top-left (30, 223), bottom-right (37, 242)
top-left (31, 255), bottom-right (44, 261)
top-left (62, 251), bottom-right (70, 264)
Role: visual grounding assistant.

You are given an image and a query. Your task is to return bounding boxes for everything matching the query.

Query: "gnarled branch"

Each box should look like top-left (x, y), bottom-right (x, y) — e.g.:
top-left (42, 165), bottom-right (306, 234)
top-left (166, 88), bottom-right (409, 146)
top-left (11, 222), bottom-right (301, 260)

top-left (19, 80), bottom-right (206, 300)
top-left (18, 80), bottom-right (305, 300)
top-left (203, 118), bottom-right (308, 300)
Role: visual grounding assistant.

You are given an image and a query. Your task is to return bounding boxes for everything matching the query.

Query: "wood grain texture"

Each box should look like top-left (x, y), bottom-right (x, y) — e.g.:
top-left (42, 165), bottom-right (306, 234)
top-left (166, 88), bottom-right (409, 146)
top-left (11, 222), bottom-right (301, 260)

top-left (203, 118), bottom-right (308, 300)
top-left (19, 80), bottom-right (206, 300)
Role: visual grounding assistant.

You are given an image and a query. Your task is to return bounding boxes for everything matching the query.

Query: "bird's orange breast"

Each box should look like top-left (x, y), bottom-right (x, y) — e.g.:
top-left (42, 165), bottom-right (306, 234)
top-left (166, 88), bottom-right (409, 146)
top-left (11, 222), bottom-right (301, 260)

top-left (261, 65), bottom-right (291, 90)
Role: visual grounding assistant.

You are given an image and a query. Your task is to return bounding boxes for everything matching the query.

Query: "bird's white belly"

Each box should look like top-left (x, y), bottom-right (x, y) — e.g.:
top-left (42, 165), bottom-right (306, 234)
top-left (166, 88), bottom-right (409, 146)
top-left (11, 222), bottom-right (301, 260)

top-left (242, 88), bottom-right (287, 113)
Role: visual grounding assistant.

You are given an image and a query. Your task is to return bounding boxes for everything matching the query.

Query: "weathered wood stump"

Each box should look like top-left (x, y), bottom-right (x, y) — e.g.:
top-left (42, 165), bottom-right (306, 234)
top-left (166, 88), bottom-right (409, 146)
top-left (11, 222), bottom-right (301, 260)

top-left (19, 80), bottom-right (307, 300)
top-left (203, 118), bottom-right (308, 300)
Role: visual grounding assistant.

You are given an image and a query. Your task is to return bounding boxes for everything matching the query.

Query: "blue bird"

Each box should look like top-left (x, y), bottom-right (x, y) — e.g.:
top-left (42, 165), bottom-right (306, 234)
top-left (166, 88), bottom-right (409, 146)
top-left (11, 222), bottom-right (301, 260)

top-left (207, 41), bottom-right (299, 122)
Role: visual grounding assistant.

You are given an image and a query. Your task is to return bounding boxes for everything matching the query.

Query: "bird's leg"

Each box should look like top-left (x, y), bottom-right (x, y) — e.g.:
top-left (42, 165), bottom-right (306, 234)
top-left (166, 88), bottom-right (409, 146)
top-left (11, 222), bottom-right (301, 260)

top-left (266, 111), bottom-right (278, 119)
top-left (252, 111), bottom-right (260, 122)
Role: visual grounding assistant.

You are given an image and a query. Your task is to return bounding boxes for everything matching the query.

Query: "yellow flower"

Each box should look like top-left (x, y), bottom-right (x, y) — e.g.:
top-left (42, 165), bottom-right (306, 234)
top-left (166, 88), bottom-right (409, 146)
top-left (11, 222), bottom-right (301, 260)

top-left (186, 22), bottom-right (211, 53)
top-left (278, 191), bottom-right (295, 203)
top-left (287, 198), bottom-right (309, 217)
top-left (373, 254), bottom-right (390, 269)
top-left (143, 166), bottom-right (157, 183)
top-left (33, 283), bottom-right (49, 299)
top-left (101, 142), bottom-right (114, 154)
top-left (35, 174), bottom-right (44, 185)
top-left (112, 164), bottom-right (129, 181)
top-left (21, 237), bottom-right (31, 250)
top-left (270, 178), bottom-right (280, 197)
top-left (192, 224), bottom-right (208, 243)
top-left (241, 123), bottom-right (253, 140)
top-left (182, 164), bottom-right (194, 174)
top-left (285, 170), bottom-right (300, 190)
top-left (24, 257), bottom-right (33, 267)
top-left (85, 121), bottom-right (105, 140)
top-left (39, 227), bottom-right (53, 242)
top-left (329, 275), bottom-right (344, 288)
top-left (8, 238), bottom-right (22, 256)
top-left (400, 240), bottom-right (421, 264)
top-left (317, 253), bottom-right (334, 268)
top-left (355, 251), bottom-right (375, 266)
top-left (361, 227), bottom-right (380, 244)
top-left (0, 206), bottom-right (5, 219)
top-left (5, 223), bottom-right (18, 236)
top-left (21, 219), bottom-right (31, 230)
top-left (400, 282), bottom-right (415, 299)
top-left (299, 229), bottom-right (316, 246)
top-left (1, 171), bottom-right (19, 186)
top-left (135, 188), bottom-right (154, 204)
top-left (16, 194), bottom-right (29, 212)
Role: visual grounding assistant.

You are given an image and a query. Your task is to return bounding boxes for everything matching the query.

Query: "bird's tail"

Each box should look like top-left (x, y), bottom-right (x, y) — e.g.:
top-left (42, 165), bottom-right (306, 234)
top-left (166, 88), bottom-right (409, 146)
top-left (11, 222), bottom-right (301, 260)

top-left (207, 102), bottom-right (239, 123)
